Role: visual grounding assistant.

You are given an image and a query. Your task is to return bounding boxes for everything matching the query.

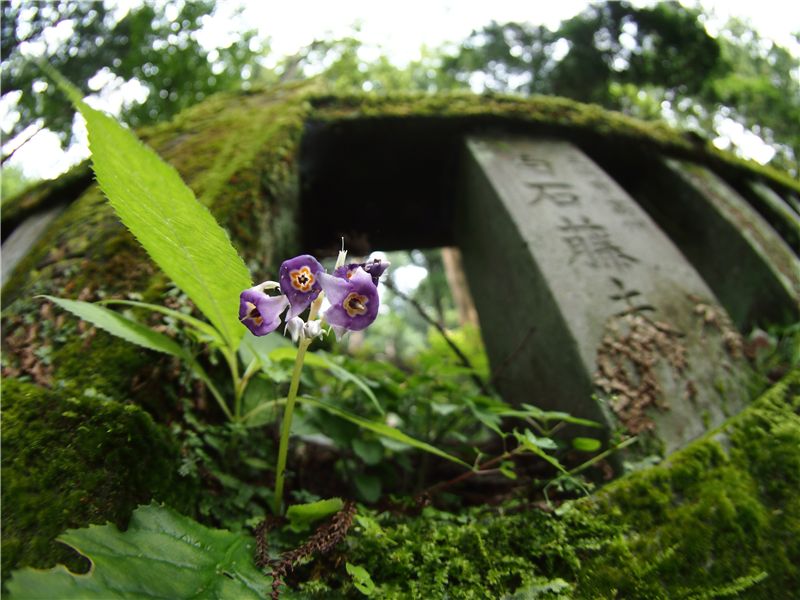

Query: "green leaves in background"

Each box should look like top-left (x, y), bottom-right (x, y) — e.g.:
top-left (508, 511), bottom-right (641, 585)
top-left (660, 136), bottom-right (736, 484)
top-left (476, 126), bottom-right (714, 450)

top-left (41, 294), bottom-right (234, 419)
top-left (7, 504), bottom-right (270, 599)
top-left (49, 69), bottom-right (251, 350)
top-left (346, 563), bottom-right (376, 596)
top-left (286, 498), bottom-right (344, 532)
top-left (269, 346), bottom-right (384, 415)
top-left (299, 396), bottom-right (471, 468)
top-left (39, 296), bottom-right (186, 359)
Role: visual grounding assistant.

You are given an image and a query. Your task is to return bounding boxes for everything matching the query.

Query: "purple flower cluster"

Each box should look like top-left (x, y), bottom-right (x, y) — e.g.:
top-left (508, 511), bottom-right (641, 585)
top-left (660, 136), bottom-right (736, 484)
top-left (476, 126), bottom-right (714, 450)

top-left (239, 254), bottom-right (389, 340)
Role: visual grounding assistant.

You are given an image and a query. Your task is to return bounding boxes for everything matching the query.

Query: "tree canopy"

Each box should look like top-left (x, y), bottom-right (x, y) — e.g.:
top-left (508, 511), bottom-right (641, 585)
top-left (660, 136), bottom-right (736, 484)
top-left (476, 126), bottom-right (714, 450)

top-left (1, 0), bottom-right (264, 163)
top-left (2, 0), bottom-right (798, 176)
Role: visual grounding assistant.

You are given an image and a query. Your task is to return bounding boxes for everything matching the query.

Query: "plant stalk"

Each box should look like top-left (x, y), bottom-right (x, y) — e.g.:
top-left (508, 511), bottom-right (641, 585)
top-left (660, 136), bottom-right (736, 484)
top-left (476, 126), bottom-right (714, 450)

top-left (272, 338), bottom-right (310, 515)
top-left (224, 349), bottom-right (244, 419)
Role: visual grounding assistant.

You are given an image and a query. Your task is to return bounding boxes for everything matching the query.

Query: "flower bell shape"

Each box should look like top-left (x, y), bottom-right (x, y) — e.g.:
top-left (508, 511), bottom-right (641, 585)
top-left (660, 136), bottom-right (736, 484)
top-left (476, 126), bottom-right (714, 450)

top-left (239, 285), bottom-right (289, 336)
top-left (334, 258), bottom-right (391, 286)
top-left (318, 267), bottom-right (380, 335)
top-left (279, 254), bottom-right (325, 319)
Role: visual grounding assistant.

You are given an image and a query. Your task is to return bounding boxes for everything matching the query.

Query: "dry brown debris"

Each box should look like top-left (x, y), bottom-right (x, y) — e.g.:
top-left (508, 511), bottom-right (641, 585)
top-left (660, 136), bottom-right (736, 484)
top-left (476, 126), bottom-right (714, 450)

top-left (689, 295), bottom-right (743, 359)
top-left (594, 311), bottom-right (688, 434)
top-left (255, 500), bottom-right (357, 600)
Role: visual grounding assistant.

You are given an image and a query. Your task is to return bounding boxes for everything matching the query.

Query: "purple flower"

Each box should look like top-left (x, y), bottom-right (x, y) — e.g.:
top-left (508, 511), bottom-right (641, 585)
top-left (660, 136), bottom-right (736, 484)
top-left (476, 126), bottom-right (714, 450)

top-left (279, 254), bottom-right (325, 319)
top-left (318, 267), bottom-right (380, 336)
top-left (334, 258), bottom-right (391, 286)
top-left (239, 286), bottom-right (289, 336)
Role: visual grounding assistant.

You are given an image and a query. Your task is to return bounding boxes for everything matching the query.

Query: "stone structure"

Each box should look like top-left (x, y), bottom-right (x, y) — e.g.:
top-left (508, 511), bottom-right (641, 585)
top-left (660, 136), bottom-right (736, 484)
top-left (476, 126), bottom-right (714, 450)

top-left (457, 137), bottom-right (749, 453)
top-left (2, 85), bottom-right (799, 579)
top-left (623, 158), bottom-right (799, 329)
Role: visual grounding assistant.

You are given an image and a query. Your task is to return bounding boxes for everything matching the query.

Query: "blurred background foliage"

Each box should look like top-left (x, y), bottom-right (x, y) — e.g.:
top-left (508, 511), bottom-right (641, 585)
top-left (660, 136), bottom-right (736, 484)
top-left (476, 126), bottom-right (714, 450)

top-left (2, 0), bottom-right (798, 184)
top-left (1, 0), bottom-right (798, 358)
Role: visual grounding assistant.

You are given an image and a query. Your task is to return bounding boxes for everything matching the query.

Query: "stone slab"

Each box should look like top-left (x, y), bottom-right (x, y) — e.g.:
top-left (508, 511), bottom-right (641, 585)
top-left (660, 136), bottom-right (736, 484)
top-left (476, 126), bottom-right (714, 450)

top-left (747, 180), bottom-right (800, 255)
top-left (2, 204), bottom-right (66, 287)
top-left (456, 136), bottom-right (749, 455)
top-left (654, 160), bottom-right (800, 328)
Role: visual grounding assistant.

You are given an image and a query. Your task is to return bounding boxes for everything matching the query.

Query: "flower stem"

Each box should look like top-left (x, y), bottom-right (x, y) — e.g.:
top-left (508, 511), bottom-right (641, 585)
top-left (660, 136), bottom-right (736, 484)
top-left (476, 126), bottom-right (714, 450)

top-left (272, 338), bottom-right (310, 515)
top-left (223, 349), bottom-right (243, 420)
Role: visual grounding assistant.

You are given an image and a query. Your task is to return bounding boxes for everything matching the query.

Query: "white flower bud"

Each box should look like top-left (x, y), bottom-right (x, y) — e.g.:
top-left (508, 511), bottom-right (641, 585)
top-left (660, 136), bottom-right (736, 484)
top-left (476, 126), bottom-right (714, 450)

top-left (284, 316), bottom-right (304, 343)
top-left (303, 320), bottom-right (323, 339)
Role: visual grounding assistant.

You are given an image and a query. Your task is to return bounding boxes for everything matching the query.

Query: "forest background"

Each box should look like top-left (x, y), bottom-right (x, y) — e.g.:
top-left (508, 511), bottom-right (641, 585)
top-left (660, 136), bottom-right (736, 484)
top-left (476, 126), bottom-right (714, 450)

top-left (2, 0), bottom-right (799, 352)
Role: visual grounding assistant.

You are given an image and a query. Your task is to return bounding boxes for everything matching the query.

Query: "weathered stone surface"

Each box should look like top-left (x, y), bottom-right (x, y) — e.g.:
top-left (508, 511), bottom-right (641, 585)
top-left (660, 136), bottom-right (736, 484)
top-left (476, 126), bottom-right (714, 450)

top-left (747, 180), bottom-right (800, 254)
top-left (457, 136), bottom-right (749, 454)
top-left (1, 204), bottom-right (66, 287)
top-left (629, 159), bottom-right (800, 329)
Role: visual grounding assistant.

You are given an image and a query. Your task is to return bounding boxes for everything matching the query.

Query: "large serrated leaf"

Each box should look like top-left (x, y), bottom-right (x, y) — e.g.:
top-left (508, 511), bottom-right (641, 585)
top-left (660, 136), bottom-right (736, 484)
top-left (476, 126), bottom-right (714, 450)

top-left (7, 504), bottom-right (271, 599)
top-left (50, 70), bottom-right (251, 350)
top-left (41, 296), bottom-right (186, 358)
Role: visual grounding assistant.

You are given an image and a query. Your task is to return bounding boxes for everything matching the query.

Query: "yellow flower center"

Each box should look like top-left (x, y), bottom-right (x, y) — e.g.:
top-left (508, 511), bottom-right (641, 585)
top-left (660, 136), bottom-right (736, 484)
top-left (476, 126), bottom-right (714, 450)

top-left (344, 292), bottom-right (368, 317)
top-left (245, 302), bottom-right (264, 325)
top-left (290, 266), bottom-right (315, 292)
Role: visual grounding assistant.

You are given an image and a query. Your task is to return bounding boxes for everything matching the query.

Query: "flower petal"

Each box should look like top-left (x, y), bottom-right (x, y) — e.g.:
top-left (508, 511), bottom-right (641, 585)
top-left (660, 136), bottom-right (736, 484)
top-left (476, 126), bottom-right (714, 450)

top-left (317, 271), bottom-right (351, 305)
top-left (321, 267), bottom-right (379, 332)
top-left (303, 320), bottom-right (323, 340)
top-left (239, 287), bottom-right (288, 336)
top-left (279, 254), bottom-right (324, 319)
top-left (334, 259), bottom-right (390, 286)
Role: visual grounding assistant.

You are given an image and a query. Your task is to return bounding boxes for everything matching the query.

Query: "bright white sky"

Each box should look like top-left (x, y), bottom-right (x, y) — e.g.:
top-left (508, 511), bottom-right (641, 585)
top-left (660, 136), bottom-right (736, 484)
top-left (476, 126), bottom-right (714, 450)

top-left (2, 0), bottom-right (798, 182)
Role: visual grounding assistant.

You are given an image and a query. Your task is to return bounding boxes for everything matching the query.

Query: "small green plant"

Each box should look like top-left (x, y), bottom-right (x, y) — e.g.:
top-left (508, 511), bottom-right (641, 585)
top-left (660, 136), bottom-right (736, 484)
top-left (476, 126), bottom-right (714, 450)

top-left (20, 72), bottom-right (626, 599)
top-left (40, 72), bottom-right (468, 518)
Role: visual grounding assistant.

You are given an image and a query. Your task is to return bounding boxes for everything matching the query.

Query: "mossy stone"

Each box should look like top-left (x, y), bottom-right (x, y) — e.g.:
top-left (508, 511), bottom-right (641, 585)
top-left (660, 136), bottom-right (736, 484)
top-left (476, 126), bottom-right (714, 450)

top-left (0, 378), bottom-right (195, 583)
top-left (301, 371), bottom-right (799, 599)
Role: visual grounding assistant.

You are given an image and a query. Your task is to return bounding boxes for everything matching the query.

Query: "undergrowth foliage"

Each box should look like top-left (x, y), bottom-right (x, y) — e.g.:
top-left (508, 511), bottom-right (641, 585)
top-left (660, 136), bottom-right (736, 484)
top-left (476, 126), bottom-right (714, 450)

top-left (8, 70), bottom-right (796, 599)
top-left (12, 71), bottom-right (604, 596)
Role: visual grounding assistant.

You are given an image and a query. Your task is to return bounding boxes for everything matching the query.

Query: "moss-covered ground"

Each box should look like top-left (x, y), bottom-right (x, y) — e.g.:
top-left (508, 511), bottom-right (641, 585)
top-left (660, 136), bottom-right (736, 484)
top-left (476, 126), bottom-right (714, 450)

top-left (2, 83), bottom-right (798, 597)
top-left (0, 378), bottom-right (194, 582)
top-left (297, 370), bottom-right (799, 599)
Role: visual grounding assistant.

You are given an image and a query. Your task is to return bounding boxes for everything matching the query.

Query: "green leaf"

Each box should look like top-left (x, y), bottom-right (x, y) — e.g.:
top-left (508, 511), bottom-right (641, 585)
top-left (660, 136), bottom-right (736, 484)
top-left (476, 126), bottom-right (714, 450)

top-left (352, 438), bottom-right (384, 465)
top-left (346, 563), bottom-right (376, 596)
top-left (572, 437), bottom-right (602, 452)
top-left (40, 296), bottom-right (185, 358)
top-left (241, 398), bottom-right (284, 428)
top-left (286, 498), bottom-right (344, 532)
top-left (354, 473), bottom-right (382, 503)
top-left (269, 345), bottom-right (328, 368)
top-left (499, 460), bottom-right (518, 480)
top-left (6, 503), bottom-right (270, 599)
top-left (298, 397), bottom-right (471, 468)
top-left (49, 69), bottom-right (251, 350)
top-left (98, 298), bottom-right (223, 345)
top-left (270, 348), bottom-right (384, 415)
top-left (319, 355), bottom-right (385, 415)
top-left (520, 404), bottom-right (603, 428)
top-left (513, 430), bottom-right (569, 475)
top-left (522, 430), bottom-right (558, 450)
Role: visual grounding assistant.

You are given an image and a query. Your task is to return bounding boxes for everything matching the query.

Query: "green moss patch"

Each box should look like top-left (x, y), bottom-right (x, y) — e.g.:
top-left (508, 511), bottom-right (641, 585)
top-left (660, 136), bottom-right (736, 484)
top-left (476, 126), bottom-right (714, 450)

top-left (0, 378), bottom-right (194, 583)
top-left (301, 371), bottom-right (799, 599)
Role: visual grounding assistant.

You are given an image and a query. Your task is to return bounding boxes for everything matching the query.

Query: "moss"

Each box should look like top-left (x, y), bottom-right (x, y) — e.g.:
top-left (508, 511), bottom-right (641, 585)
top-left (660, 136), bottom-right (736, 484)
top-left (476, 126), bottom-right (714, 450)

top-left (298, 505), bottom-right (611, 599)
top-left (306, 89), bottom-right (799, 196)
top-left (51, 330), bottom-right (154, 400)
top-left (301, 371), bottom-right (799, 599)
top-left (0, 378), bottom-right (195, 583)
top-left (578, 370), bottom-right (800, 598)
